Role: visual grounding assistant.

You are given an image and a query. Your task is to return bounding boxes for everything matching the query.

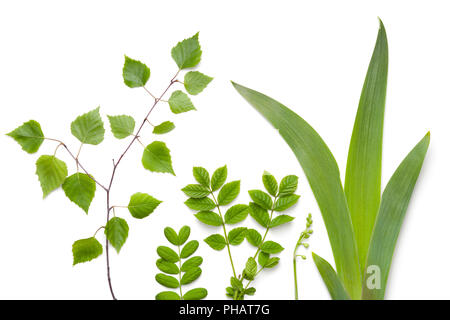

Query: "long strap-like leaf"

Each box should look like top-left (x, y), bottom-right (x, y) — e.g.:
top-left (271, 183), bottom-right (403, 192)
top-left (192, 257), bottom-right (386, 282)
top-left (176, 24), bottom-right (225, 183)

top-left (362, 133), bottom-right (430, 299)
top-left (312, 253), bottom-right (350, 300)
top-left (344, 20), bottom-right (388, 273)
top-left (232, 82), bottom-right (361, 299)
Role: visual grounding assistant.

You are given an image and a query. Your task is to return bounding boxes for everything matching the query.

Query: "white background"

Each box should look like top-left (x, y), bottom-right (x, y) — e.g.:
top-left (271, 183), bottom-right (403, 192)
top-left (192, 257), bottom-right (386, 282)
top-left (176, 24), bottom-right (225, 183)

top-left (0, 0), bottom-right (449, 300)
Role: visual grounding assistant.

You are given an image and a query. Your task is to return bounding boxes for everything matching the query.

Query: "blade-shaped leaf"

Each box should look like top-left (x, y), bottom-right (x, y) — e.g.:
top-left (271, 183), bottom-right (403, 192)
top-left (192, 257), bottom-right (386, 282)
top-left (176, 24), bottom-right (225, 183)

top-left (36, 155), bottom-right (68, 198)
top-left (362, 133), bottom-right (430, 300)
top-left (62, 173), bottom-right (96, 214)
top-left (71, 107), bottom-right (105, 145)
top-left (7, 120), bottom-right (44, 154)
top-left (312, 253), bottom-right (350, 300)
top-left (345, 20), bottom-right (388, 271)
top-left (232, 82), bottom-right (361, 299)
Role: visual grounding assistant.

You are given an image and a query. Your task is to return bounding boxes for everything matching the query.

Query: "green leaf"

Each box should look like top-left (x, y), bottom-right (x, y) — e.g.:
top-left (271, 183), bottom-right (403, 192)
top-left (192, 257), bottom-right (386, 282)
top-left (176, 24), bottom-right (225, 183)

top-left (362, 133), bottom-right (430, 300)
top-left (128, 192), bottom-right (161, 219)
top-left (344, 21), bottom-right (388, 272)
top-left (178, 226), bottom-right (191, 245)
top-left (230, 277), bottom-right (243, 290)
top-left (312, 252), bottom-right (350, 300)
top-left (273, 194), bottom-right (300, 212)
top-left (260, 241), bottom-right (284, 254)
top-left (181, 267), bottom-right (202, 285)
top-left (245, 287), bottom-right (256, 296)
top-left (168, 90), bottom-right (196, 114)
top-left (232, 82), bottom-right (361, 299)
top-left (211, 165), bottom-right (227, 191)
top-left (164, 227), bottom-right (179, 245)
top-left (204, 234), bottom-right (226, 251)
top-left (258, 252), bottom-right (269, 267)
top-left (35, 155), bottom-right (68, 198)
top-left (180, 240), bottom-right (199, 259)
top-left (195, 211), bottom-right (222, 226)
top-left (248, 190), bottom-right (272, 210)
top-left (142, 141), bottom-right (175, 175)
top-left (181, 256), bottom-right (203, 272)
top-left (193, 167), bottom-right (210, 187)
top-left (62, 173), bottom-right (96, 214)
top-left (171, 33), bottom-right (202, 69)
top-left (183, 288), bottom-right (208, 300)
top-left (265, 257), bottom-right (280, 268)
top-left (182, 184), bottom-right (210, 198)
top-left (70, 107), bottom-right (105, 145)
top-left (185, 197), bottom-right (216, 211)
top-left (107, 115), bottom-right (135, 139)
top-left (156, 246), bottom-right (179, 263)
top-left (270, 214), bottom-right (295, 228)
top-left (122, 55), bottom-right (150, 88)
top-left (246, 229), bottom-right (262, 247)
top-left (217, 181), bottom-right (240, 206)
top-left (105, 217), bottom-right (129, 253)
top-left (244, 257), bottom-right (257, 280)
top-left (156, 291), bottom-right (180, 300)
top-left (156, 259), bottom-right (180, 274)
top-left (262, 171), bottom-right (278, 196)
top-left (153, 121), bottom-right (175, 135)
top-left (228, 227), bottom-right (247, 245)
top-left (224, 204), bottom-right (249, 224)
top-left (155, 273), bottom-right (179, 288)
top-left (184, 71), bottom-right (213, 95)
top-left (278, 175), bottom-right (299, 197)
top-left (72, 237), bottom-right (103, 266)
top-left (7, 120), bottom-right (44, 153)
top-left (248, 202), bottom-right (270, 227)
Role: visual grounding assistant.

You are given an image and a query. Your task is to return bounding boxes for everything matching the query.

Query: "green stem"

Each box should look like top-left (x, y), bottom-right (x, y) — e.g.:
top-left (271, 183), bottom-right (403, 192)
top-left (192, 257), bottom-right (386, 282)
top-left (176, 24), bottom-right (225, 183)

top-left (293, 254), bottom-right (299, 300)
top-left (210, 191), bottom-right (237, 278)
top-left (177, 245), bottom-right (183, 299)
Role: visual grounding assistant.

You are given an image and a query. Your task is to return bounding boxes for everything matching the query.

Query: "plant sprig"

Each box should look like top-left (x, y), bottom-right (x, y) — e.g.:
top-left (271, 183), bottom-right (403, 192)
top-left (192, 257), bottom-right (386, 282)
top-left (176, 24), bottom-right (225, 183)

top-left (7, 33), bottom-right (212, 300)
top-left (155, 226), bottom-right (208, 300)
top-left (182, 167), bottom-right (302, 300)
top-left (293, 214), bottom-right (313, 300)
